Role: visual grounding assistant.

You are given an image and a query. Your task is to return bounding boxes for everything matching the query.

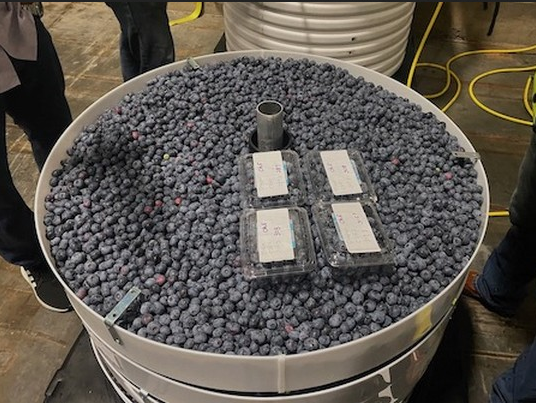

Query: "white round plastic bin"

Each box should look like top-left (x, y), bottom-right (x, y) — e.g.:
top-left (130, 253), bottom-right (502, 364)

top-left (223, 3), bottom-right (416, 76)
top-left (35, 50), bottom-right (489, 401)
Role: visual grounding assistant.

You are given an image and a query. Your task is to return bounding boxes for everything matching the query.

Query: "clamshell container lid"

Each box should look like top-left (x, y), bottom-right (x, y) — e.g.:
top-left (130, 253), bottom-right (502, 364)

top-left (240, 206), bottom-right (316, 279)
top-left (304, 149), bottom-right (377, 203)
top-left (312, 200), bottom-right (394, 269)
top-left (238, 150), bottom-right (307, 208)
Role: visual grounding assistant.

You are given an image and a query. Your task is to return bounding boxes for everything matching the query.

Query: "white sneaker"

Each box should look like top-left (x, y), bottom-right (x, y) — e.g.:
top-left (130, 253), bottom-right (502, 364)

top-left (20, 266), bottom-right (72, 313)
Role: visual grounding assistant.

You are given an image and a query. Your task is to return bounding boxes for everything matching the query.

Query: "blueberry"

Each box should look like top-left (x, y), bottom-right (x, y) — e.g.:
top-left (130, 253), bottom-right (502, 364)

top-left (328, 313), bottom-right (343, 328)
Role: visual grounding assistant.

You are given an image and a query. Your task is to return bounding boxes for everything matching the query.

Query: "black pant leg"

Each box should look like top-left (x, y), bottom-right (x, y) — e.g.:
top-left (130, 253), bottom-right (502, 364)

top-left (0, 16), bottom-right (71, 268)
top-left (5, 17), bottom-right (72, 170)
top-left (107, 2), bottom-right (174, 81)
top-left (0, 95), bottom-right (45, 268)
top-left (106, 2), bottom-right (140, 81)
top-left (128, 2), bottom-right (174, 75)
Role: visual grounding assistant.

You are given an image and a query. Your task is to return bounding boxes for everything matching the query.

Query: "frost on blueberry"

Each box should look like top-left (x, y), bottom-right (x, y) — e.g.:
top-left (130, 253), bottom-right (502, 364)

top-left (44, 56), bottom-right (483, 356)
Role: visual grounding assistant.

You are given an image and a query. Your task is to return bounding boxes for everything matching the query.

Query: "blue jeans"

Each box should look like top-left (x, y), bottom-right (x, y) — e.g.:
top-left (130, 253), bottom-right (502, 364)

top-left (0, 17), bottom-right (72, 270)
top-left (106, 2), bottom-right (175, 81)
top-left (476, 126), bottom-right (536, 402)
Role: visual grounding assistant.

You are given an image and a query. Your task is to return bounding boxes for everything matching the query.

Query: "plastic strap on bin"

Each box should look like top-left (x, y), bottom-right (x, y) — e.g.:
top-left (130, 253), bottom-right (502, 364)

top-left (451, 151), bottom-right (481, 161)
top-left (187, 57), bottom-right (200, 70)
top-left (104, 287), bottom-right (141, 345)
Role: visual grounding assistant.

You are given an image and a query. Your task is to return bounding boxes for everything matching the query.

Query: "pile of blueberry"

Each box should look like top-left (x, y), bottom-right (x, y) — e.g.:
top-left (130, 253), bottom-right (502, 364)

top-left (44, 56), bottom-right (483, 355)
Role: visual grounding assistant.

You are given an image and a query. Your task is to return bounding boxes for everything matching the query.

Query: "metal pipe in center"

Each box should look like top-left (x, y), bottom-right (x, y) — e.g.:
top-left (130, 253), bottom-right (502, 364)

top-left (256, 100), bottom-right (284, 151)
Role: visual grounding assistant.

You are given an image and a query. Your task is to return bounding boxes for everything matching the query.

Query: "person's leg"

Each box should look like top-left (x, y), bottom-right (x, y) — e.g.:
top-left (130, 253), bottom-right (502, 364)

top-left (126, 2), bottom-right (174, 77)
top-left (490, 338), bottom-right (536, 403)
top-left (470, 128), bottom-right (536, 401)
top-left (0, 96), bottom-right (44, 268)
top-left (474, 225), bottom-right (536, 317)
top-left (1, 96), bottom-right (70, 313)
top-left (1, 16), bottom-right (71, 312)
top-left (6, 17), bottom-right (72, 169)
top-left (510, 125), bottom-right (536, 229)
top-left (106, 2), bottom-right (140, 81)
top-left (474, 126), bottom-right (536, 316)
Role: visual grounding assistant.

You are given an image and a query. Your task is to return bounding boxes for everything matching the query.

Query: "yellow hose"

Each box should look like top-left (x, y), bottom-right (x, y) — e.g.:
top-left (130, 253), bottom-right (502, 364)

top-left (406, 4), bottom-right (536, 126)
top-left (406, 2), bottom-right (444, 89)
top-left (426, 44), bottom-right (536, 100)
top-left (488, 211), bottom-right (509, 217)
top-left (169, 2), bottom-right (203, 26)
top-left (523, 75), bottom-right (533, 117)
top-left (468, 65), bottom-right (536, 127)
top-left (415, 62), bottom-right (461, 112)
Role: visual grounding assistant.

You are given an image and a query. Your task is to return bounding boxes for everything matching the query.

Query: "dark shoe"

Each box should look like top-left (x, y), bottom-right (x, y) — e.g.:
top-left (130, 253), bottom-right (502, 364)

top-left (20, 266), bottom-right (72, 313)
top-left (462, 270), bottom-right (514, 318)
top-left (462, 270), bottom-right (481, 300)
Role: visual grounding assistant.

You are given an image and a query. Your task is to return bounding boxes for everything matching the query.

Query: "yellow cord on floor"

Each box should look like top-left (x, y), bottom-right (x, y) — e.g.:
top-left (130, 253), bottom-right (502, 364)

top-left (406, 2), bottom-right (444, 89)
top-left (169, 2), bottom-right (203, 26)
top-left (468, 65), bottom-right (536, 127)
top-left (523, 75), bottom-right (533, 117)
top-left (423, 44), bottom-right (536, 101)
top-left (488, 211), bottom-right (509, 217)
top-left (415, 62), bottom-right (462, 112)
top-left (406, 3), bottom-right (536, 125)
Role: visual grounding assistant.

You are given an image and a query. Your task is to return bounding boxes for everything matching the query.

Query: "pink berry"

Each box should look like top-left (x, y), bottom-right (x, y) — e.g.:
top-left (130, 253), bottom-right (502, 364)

top-left (132, 131), bottom-right (139, 140)
top-left (155, 274), bottom-right (166, 286)
top-left (445, 172), bottom-right (454, 180)
top-left (186, 122), bottom-right (195, 128)
top-left (391, 158), bottom-right (400, 165)
top-left (285, 324), bottom-right (294, 333)
top-left (76, 288), bottom-right (87, 299)
top-left (154, 200), bottom-right (163, 207)
top-left (141, 313), bottom-right (153, 325)
top-left (119, 266), bottom-right (129, 276)
top-left (143, 205), bottom-right (153, 214)
top-left (206, 176), bottom-right (214, 185)
top-left (174, 197), bottom-right (182, 206)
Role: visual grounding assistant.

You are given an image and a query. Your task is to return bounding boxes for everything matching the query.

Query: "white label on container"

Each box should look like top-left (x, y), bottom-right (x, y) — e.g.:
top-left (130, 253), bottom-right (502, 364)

top-left (257, 209), bottom-right (295, 262)
top-left (321, 150), bottom-right (362, 196)
top-left (253, 151), bottom-right (288, 198)
top-left (332, 202), bottom-right (381, 254)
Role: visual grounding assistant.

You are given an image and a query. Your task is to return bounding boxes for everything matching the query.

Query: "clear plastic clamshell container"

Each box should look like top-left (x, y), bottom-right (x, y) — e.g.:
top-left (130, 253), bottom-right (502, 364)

top-left (304, 149), bottom-right (376, 202)
top-left (240, 206), bottom-right (316, 279)
top-left (238, 150), bottom-right (307, 208)
top-left (312, 200), bottom-right (394, 269)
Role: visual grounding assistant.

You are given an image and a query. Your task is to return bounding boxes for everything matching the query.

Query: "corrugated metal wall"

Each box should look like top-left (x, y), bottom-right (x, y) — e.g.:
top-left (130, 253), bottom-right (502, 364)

top-left (223, 2), bottom-right (415, 76)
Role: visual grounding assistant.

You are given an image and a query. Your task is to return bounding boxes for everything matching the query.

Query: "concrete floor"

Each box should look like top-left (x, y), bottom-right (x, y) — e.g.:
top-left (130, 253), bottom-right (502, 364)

top-left (1, 2), bottom-right (536, 403)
